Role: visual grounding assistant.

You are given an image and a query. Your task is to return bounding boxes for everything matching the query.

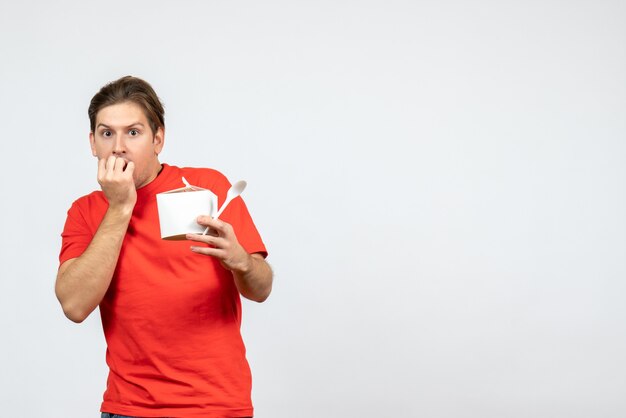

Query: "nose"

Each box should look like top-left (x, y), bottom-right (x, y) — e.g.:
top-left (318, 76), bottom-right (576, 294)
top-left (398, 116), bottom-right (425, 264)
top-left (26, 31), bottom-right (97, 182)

top-left (112, 136), bottom-right (126, 155)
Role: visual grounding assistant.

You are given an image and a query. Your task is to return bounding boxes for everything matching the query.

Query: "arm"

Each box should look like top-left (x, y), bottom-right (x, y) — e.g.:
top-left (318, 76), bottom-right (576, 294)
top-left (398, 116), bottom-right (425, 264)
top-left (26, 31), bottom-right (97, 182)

top-left (186, 216), bottom-right (273, 302)
top-left (55, 157), bottom-right (136, 323)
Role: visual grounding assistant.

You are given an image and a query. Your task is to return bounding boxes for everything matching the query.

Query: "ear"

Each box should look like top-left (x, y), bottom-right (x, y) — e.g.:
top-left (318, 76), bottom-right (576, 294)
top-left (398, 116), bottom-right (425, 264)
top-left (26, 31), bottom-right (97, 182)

top-left (89, 131), bottom-right (97, 157)
top-left (153, 126), bottom-right (165, 155)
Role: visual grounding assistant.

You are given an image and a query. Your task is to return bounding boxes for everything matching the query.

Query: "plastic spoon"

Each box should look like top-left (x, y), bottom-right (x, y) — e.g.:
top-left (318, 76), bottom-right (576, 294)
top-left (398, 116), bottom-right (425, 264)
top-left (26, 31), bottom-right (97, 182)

top-left (202, 180), bottom-right (247, 235)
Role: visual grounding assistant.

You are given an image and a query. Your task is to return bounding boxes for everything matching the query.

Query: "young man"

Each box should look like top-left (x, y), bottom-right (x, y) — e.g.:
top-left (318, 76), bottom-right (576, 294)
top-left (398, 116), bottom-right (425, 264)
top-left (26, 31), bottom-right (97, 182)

top-left (56, 76), bottom-right (272, 417)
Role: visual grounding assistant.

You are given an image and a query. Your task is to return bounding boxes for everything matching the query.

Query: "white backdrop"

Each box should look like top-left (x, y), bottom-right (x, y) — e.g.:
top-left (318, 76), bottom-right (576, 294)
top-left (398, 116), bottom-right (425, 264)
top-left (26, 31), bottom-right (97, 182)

top-left (1, 1), bottom-right (625, 417)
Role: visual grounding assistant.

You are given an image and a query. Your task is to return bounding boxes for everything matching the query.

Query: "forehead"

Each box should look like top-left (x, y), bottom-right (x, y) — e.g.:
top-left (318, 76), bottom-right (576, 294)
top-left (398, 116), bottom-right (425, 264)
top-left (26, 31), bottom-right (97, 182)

top-left (95, 101), bottom-right (148, 127)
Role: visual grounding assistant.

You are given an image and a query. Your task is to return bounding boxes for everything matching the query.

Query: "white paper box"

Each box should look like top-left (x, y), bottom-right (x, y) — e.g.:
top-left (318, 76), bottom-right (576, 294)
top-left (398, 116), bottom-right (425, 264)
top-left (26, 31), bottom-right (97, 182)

top-left (156, 185), bottom-right (217, 240)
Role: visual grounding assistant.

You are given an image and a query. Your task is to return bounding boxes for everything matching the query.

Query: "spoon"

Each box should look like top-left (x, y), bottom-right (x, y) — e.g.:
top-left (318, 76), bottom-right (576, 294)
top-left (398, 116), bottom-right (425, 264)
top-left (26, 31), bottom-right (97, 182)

top-left (202, 180), bottom-right (247, 235)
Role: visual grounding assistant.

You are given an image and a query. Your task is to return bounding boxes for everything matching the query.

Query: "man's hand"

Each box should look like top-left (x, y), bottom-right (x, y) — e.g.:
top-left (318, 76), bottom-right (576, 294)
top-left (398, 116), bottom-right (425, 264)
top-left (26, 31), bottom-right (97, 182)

top-left (98, 156), bottom-right (137, 210)
top-left (186, 216), bottom-right (273, 302)
top-left (187, 216), bottom-right (251, 273)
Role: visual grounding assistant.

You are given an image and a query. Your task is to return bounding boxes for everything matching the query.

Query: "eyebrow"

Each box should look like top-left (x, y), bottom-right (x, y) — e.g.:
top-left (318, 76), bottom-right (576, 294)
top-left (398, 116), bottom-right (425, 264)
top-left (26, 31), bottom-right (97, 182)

top-left (96, 122), bottom-right (145, 129)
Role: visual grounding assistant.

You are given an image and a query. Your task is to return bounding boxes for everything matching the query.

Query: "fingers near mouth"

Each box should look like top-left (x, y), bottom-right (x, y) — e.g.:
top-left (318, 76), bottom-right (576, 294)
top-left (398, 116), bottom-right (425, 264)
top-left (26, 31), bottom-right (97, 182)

top-left (118, 158), bottom-right (131, 171)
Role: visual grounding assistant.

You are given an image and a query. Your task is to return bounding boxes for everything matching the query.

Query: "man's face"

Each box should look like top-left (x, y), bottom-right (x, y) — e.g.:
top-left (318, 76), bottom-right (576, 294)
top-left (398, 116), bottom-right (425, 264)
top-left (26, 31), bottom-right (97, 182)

top-left (90, 101), bottom-right (164, 189)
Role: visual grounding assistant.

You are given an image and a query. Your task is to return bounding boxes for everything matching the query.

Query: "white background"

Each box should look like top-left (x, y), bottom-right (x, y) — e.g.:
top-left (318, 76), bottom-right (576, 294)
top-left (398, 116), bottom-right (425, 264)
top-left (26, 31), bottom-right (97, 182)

top-left (1, 1), bottom-right (625, 417)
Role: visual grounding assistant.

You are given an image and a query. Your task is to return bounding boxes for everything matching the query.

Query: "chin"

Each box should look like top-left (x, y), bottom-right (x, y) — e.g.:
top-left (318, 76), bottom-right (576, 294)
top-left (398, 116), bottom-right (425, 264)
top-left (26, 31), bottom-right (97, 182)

top-left (131, 174), bottom-right (143, 188)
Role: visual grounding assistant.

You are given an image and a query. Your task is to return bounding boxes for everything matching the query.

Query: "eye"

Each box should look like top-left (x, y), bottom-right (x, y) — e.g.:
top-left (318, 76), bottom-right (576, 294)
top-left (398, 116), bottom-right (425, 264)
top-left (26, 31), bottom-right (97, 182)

top-left (102, 130), bottom-right (112, 138)
top-left (129, 129), bottom-right (140, 136)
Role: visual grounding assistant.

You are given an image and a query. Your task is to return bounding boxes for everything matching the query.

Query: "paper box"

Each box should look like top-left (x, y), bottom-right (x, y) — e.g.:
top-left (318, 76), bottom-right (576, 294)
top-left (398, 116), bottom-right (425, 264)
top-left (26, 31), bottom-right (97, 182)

top-left (156, 180), bottom-right (217, 240)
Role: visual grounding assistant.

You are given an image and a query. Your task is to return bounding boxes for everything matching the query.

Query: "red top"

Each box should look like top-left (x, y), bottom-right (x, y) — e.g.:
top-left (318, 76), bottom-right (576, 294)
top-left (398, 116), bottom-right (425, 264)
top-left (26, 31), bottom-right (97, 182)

top-left (59, 164), bottom-right (267, 417)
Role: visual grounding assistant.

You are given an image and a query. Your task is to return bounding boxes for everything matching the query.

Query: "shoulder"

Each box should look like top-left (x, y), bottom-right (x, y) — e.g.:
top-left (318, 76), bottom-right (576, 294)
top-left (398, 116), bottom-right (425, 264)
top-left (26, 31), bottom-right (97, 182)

top-left (63, 190), bottom-right (107, 234)
top-left (178, 165), bottom-right (227, 180)
top-left (68, 190), bottom-right (107, 213)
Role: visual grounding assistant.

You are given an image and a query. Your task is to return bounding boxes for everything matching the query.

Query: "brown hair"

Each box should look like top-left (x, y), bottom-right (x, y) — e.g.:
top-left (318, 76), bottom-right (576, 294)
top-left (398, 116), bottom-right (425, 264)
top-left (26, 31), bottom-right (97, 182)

top-left (88, 76), bottom-right (165, 134)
